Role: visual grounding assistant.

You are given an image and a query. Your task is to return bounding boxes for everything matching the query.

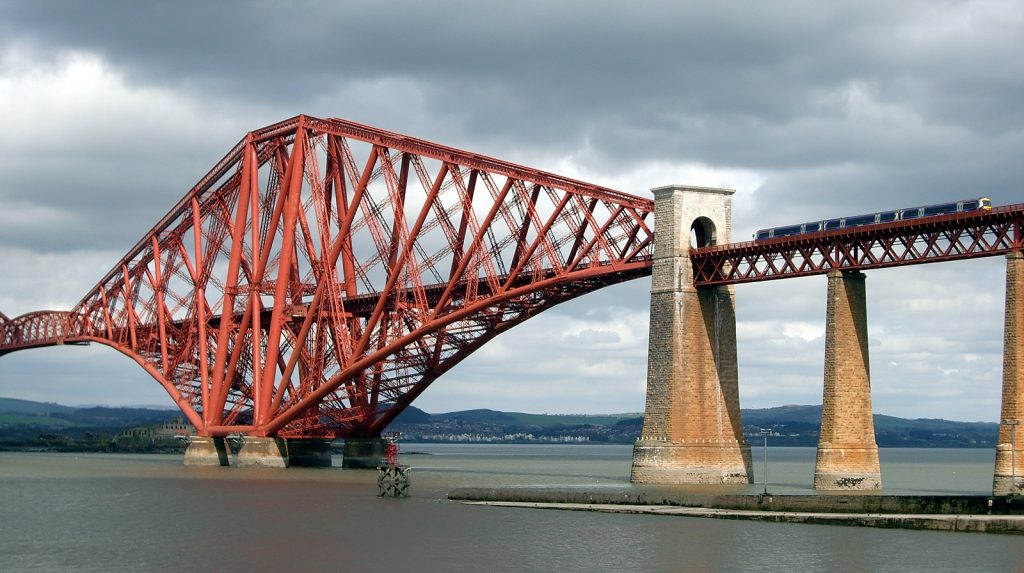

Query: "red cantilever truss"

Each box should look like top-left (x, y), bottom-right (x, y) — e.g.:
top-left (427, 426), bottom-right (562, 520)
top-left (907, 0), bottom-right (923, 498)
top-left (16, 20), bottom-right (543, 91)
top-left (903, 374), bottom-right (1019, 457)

top-left (692, 204), bottom-right (1024, 286)
top-left (4, 114), bottom-right (1018, 438)
top-left (0, 115), bottom-right (655, 438)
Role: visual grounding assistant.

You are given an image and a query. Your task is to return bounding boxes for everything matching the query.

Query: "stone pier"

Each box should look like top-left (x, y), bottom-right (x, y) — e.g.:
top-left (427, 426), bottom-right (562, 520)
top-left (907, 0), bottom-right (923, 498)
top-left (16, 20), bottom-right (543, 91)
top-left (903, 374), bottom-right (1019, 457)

top-left (814, 270), bottom-right (881, 491)
top-left (342, 437), bottom-right (388, 469)
top-left (995, 251), bottom-right (1024, 496)
top-left (183, 436), bottom-right (232, 466)
top-left (631, 185), bottom-right (752, 485)
top-left (287, 438), bottom-right (334, 467)
top-left (235, 436), bottom-right (289, 468)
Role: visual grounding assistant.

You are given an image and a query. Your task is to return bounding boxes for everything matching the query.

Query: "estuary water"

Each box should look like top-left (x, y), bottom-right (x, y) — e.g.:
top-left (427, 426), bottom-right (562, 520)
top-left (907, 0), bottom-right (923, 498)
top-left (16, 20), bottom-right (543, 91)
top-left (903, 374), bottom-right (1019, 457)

top-left (1, 445), bottom-right (1021, 572)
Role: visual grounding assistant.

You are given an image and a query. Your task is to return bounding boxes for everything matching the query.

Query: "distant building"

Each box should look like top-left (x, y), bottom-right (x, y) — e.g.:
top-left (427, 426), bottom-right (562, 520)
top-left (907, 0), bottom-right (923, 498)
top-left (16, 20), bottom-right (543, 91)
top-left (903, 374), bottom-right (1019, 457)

top-left (113, 426), bottom-right (154, 449)
top-left (113, 417), bottom-right (194, 449)
top-left (153, 417), bottom-right (194, 441)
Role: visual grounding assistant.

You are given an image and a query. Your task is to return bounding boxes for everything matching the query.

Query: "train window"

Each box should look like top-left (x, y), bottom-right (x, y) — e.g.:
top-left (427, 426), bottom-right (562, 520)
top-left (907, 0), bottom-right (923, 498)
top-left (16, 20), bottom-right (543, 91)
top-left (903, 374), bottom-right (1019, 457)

top-left (844, 214), bottom-right (876, 228)
top-left (775, 225), bottom-right (802, 237)
top-left (923, 203), bottom-right (956, 217)
top-left (823, 219), bottom-right (843, 231)
top-left (901, 208), bottom-right (921, 220)
top-left (878, 211), bottom-right (897, 223)
top-left (755, 230), bottom-right (771, 240)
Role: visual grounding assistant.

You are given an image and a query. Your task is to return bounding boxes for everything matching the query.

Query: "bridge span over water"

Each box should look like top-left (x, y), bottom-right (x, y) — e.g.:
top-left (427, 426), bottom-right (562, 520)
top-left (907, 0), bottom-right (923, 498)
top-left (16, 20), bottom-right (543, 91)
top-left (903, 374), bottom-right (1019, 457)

top-left (0, 115), bottom-right (1021, 495)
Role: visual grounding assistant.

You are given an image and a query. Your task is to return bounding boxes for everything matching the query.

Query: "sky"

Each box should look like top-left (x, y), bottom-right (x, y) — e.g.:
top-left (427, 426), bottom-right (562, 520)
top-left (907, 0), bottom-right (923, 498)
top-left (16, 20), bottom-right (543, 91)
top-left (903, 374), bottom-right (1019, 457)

top-left (0, 1), bottom-right (1022, 422)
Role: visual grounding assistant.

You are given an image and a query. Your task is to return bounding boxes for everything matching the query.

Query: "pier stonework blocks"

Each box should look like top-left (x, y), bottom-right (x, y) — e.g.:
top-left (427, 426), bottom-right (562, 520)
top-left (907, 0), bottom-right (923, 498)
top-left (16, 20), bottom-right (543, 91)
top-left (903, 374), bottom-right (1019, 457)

top-left (343, 437), bottom-right (389, 469)
top-left (183, 436), bottom-right (231, 466)
top-left (235, 436), bottom-right (289, 468)
top-left (994, 251), bottom-right (1024, 496)
top-left (814, 270), bottom-right (882, 491)
top-left (287, 438), bottom-right (334, 467)
top-left (631, 185), bottom-right (752, 485)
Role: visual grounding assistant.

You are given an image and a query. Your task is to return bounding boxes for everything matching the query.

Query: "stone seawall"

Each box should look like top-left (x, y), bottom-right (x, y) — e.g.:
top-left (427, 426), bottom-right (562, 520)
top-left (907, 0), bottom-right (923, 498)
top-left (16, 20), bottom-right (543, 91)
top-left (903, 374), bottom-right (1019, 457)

top-left (449, 487), bottom-right (1024, 534)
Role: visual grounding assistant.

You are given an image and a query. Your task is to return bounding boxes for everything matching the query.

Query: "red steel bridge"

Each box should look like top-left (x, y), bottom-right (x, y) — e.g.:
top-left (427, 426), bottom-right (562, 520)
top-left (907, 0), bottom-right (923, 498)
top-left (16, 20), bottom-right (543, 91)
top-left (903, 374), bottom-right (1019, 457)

top-left (1, 115), bottom-right (1022, 439)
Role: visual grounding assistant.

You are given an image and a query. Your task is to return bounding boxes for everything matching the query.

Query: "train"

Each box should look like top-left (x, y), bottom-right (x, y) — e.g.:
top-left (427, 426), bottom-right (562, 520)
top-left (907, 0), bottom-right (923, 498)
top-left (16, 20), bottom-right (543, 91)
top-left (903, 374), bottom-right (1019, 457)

top-left (753, 197), bottom-right (992, 240)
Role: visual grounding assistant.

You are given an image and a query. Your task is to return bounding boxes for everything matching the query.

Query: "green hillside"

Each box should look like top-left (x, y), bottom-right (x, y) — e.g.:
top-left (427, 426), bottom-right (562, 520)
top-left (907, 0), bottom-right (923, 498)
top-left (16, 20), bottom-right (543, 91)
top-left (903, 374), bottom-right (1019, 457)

top-left (0, 397), bottom-right (77, 416)
top-left (0, 397), bottom-right (1003, 448)
top-left (0, 413), bottom-right (82, 428)
top-left (732, 405), bottom-right (997, 447)
top-left (432, 408), bottom-right (639, 428)
top-left (389, 404), bottom-right (999, 447)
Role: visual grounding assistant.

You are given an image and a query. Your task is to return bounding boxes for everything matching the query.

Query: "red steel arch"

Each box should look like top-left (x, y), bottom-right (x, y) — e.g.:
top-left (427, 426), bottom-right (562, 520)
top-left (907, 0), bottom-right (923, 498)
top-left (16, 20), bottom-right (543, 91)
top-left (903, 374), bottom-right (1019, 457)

top-left (0, 115), bottom-right (655, 438)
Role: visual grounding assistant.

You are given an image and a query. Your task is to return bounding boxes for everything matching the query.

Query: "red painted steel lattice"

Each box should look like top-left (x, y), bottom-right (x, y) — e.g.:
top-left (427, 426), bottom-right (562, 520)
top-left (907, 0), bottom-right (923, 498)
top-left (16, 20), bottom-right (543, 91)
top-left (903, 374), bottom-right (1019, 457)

top-left (3, 114), bottom-right (1020, 439)
top-left (692, 204), bottom-right (1024, 286)
top-left (0, 115), bottom-right (654, 438)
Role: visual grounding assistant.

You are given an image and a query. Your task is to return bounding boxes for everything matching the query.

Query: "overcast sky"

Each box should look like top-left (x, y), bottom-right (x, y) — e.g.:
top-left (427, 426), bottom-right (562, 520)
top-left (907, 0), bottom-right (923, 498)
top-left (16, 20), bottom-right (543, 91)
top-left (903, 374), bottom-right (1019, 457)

top-left (1, 1), bottom-right (1021, 422)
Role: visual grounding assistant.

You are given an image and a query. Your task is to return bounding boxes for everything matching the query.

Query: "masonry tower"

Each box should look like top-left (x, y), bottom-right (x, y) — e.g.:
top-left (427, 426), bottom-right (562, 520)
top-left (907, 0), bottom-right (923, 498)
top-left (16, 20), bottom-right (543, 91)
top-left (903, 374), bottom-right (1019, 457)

top-left (995, 250), bottom-right (1024, 496)
top-left (813, 270), bottom-right (882, 490)
top-left (631, 185), bottom-right (753, 484)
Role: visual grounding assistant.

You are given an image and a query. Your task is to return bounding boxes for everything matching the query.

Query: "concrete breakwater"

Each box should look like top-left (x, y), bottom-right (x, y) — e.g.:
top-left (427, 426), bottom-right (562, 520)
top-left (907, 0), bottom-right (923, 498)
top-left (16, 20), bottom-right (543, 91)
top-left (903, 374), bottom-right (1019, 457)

top-left (448, 487), bottom-right (1024, 534)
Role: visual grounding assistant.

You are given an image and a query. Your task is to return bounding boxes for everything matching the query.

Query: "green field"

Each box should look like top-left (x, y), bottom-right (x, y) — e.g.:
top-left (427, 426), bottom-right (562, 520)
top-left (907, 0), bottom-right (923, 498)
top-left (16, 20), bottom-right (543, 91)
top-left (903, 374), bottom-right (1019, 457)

top-left (0, 414), bottom-right (82, 428)
top-left (503, 412), bottom-right (640, 427)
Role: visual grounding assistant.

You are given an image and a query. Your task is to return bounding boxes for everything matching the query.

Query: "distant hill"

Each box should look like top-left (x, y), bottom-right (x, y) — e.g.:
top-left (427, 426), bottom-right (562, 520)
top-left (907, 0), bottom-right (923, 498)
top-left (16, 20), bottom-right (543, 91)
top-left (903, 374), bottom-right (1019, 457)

top-left (0, 397), bottom-right (78, 416)
top-left (388, 404), bottom-right (999, 447)
top-left (738, 405), bottom-right (998, 447)
top-left (0, 397), bottom-right (1002, 447)
top-left (0, 397), bottom-right (184, 436)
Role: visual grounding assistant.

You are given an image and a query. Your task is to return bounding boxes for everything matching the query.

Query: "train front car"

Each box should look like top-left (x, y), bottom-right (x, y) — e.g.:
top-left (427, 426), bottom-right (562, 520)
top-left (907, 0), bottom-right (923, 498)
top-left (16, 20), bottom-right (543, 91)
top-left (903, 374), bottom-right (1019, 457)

top-left (752, 197), bottom-right (992, 240)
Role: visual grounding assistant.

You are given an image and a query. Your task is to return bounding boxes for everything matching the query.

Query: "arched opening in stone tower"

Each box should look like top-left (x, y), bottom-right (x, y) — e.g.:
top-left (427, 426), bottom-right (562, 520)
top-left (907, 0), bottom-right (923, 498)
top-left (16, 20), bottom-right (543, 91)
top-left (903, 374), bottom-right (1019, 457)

top-left (690, 217), bottom-right (717, 248)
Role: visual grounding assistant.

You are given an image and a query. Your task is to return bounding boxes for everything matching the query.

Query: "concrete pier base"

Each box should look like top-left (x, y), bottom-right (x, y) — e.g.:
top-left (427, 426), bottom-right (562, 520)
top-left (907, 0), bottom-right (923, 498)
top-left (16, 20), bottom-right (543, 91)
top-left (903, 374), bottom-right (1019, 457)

top-left (287, 438), bottom-right (334, 467)
top-left (993, 444), bottom-right (1023, 496)
top-left (994, 251), bottom-right (1024, 496)
top-left (343, 438), bottom-right (387, 469)
top-left (632, 441), bottom-right (752, 484)
top-left (235, 436), bottom-right (289, 468)
top-left (183, 436), bottom-right (231, 466)
top-left (813, 456), bottom-right (883, 491)
top-left (814, 271), bottom-right (881, 491)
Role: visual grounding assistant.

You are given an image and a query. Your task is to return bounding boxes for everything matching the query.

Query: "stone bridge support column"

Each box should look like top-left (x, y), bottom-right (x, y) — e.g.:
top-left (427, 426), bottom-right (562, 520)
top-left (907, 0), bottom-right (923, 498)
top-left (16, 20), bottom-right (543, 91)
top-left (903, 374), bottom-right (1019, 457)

top-left (183, 436), bottom-right (232, 466)
top-left (813, 270), bottom-right (882, 490)
top-left (287, 438), bottom-right (334, 467)
top-left (994, 251), bottom-right (1024, 496)
top-left (342, 437), bottom-right (388, 469)
top-left (235, 436), bottom-right (289, 468)
top-left (631, 185), bottom-right (752, 484)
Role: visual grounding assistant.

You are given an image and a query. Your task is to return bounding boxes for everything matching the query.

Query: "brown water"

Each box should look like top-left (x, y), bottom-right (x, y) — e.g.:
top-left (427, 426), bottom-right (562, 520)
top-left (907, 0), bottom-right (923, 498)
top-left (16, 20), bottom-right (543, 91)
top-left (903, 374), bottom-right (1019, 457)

top-left (1, 446), bottom-right (1021, 572)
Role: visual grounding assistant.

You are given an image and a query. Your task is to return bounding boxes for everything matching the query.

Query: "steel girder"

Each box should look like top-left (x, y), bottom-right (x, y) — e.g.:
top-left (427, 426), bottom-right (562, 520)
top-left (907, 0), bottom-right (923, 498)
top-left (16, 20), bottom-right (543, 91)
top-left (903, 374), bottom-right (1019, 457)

top-left (692, 204), bottom-right (1024, 286)
top-left (0, 115), bottom-right (655, 438)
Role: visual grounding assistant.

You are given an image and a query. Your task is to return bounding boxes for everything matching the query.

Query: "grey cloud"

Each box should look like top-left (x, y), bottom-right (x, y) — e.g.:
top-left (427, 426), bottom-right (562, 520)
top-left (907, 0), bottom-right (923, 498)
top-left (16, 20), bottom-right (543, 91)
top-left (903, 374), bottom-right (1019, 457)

top-left (4, 1), bottom-right (1022, 219)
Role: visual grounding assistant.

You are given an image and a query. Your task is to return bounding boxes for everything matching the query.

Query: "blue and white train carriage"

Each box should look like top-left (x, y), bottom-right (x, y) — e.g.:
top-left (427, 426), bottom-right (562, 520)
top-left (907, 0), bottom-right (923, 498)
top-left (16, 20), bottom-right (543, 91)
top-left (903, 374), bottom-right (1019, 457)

top-left (753, 197), bottom-right (992, 241)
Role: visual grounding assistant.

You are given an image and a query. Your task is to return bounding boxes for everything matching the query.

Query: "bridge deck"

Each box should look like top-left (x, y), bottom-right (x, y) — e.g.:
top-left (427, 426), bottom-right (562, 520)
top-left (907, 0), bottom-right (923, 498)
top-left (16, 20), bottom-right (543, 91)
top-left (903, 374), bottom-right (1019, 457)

top-left (692, 203), bottom-right (1024, 285)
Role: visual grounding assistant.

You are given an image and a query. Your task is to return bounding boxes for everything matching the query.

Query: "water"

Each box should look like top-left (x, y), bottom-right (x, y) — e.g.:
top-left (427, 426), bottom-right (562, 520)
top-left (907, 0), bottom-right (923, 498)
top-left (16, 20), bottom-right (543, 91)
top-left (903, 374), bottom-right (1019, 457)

top-left (1, 446), bottom-right (1021, 572)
